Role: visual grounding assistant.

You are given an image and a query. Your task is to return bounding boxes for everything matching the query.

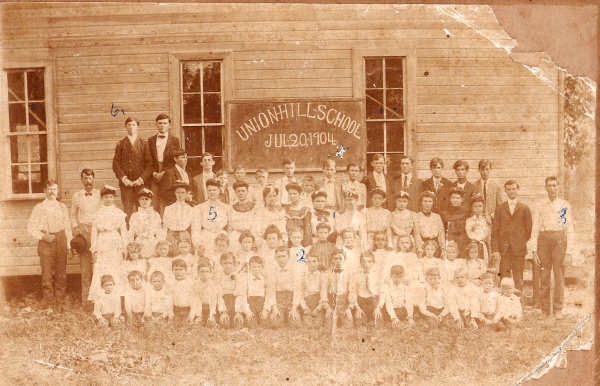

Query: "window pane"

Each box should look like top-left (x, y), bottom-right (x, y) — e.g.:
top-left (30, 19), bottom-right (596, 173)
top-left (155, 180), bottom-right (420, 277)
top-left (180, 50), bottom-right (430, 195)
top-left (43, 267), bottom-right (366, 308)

top-left (9, 103), bottom-right (26, 132)
top-left (365, 58), bottom-right (382, 89)
top-left (11, 165), bottom-right (29, 194)
top-left (386, 121), bottom-right (404, 153)
top-left (29, 102), bottom-right (46, 130)
top-left (7, 72), bottom-right (24, 102)
top-left (183, 94), bottom-right (202, 124)
top-left (203, 93), bottom-right (222, 123)
top-left (204, 125), bottom-right (223, 156)
top-left (367, 121), bottom-right (384, 153)
top-left (366, 90), bottom-right (383, 120)
top-left (387, 154), bottom-right (405, 174)
top-left (212, 156), bottom-right (223, 172)
top-left (27, 70), bottom-right (45, 100)
top-left (203, 62), bottom-right (221, 92)
top-left (182, 62), bottom-right (201, 92)
top-left (385, 57), bottom-right (404, 89)
top-left (31, 163), bottom-right (48, 193)
top-left (385, 89), bottom-right (404, 119)
top-left (10, 136), bottom-right (27, 163)
top-left (29, 134), bottom-right (47, 163)
top-left (184, 126), bottom-right (204, 157)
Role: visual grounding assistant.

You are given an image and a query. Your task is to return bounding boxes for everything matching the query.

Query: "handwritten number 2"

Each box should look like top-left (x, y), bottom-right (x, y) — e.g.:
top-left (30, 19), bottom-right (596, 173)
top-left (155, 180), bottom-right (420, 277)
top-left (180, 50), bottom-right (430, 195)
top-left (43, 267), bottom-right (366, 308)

top-left (296, 248), bottom-right (306, 263)
top-left (208, 206), bottom-right (217, 221)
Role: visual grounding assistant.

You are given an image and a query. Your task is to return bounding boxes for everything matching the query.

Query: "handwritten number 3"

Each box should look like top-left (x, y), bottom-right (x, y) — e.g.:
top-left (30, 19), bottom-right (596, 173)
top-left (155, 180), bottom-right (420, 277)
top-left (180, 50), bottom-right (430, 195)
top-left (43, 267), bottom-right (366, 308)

top-left (208, 206), bottom-right (217, 221)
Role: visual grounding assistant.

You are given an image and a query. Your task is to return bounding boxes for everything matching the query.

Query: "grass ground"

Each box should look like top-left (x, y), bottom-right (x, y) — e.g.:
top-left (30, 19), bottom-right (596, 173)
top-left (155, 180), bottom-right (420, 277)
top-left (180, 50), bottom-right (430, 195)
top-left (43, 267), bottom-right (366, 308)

top-left (0, 292), bottom-right (592, 386)
top-left (0, 244), bottom-right (594, 385)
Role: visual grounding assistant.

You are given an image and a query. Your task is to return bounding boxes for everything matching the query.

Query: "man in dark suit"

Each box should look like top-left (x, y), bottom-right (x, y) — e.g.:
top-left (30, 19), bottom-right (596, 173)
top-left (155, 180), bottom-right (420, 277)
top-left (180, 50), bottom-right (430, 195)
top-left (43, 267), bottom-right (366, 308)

top-left (389, 156), bottom-right (421, 212)
top-left (160, 148), bottom-right (195, 207)
top-left (473, 159), bottom-right (505, 219)
top-left (363, 154), bottom-right (392, 209)
top-left (439, 159), bottom-right (476, 213)
top-left (147, 113), bottom-right (181, 212)
top-left (112, 117), bottom-right (152, 219)
top-left (421, 157), bottom-right (452, 213)
top-left (491, 179), bottom-right (532, 292)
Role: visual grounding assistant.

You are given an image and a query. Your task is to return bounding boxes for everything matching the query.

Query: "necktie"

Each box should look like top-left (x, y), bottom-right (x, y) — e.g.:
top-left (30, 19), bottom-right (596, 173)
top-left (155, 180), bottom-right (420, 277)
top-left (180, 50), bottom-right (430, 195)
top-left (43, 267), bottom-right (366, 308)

top-left (403, 175), bottom-right (408, 190)
top-left (483, 181), bottom-right (487, 211)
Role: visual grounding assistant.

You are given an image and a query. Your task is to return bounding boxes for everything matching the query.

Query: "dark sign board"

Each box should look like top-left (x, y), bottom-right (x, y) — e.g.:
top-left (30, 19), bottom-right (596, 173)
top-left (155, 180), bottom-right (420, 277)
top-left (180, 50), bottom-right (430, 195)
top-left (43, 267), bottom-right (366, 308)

top-left (228, 100), bottom-right (365, 170)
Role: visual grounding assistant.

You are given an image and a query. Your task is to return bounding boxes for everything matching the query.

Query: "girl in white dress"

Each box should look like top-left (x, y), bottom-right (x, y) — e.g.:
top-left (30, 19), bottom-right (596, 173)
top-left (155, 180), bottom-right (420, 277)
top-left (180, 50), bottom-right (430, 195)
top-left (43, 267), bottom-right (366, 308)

top-left (128, 188), bottom-right (164, 259)
top-left (89, 185), bottom-right (127, 301)
top-left (465, 194), bottom-right (491, 268)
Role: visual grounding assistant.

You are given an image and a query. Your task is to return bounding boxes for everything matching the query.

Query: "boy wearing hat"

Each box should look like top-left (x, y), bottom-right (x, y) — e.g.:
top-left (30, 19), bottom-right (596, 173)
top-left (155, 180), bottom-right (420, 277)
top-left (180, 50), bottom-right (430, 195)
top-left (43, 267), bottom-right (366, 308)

top-left (70, 168), bottom-right (100, 309)
top-left (160, 148), bottom-right (194, 207)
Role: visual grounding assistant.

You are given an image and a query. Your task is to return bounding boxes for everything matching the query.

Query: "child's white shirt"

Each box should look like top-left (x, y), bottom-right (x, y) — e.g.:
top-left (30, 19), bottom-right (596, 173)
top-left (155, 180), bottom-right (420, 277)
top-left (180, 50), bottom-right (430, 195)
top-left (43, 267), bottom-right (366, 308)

top-left (495, 293), bottom-right (523, 322)
top-left (171, 277), bottom-right (195, 307)
top-left (123, 285), bottom-right (146, 314)
top-left (93, 291), bottom-right (122, 319)
top-left (144, 286), bottom-right (174, 317)
top-left (478, 289), bottom-right (499, 318)
top-left (451, 283), bottom-right (481, 315)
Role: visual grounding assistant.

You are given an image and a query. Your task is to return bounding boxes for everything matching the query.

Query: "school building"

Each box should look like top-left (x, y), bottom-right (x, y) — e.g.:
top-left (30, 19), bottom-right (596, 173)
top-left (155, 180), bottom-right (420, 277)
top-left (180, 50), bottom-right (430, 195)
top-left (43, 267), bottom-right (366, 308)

top-left (0, 3), bottom-right (563, 275)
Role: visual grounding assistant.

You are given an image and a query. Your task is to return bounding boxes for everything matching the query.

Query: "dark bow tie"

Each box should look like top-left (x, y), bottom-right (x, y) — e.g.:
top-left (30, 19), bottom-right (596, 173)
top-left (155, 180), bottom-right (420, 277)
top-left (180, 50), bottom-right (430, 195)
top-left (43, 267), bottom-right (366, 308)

top-left (158, 135), bottom-right (166, 139)
top-left (84, 192), bottom-right (92, 197)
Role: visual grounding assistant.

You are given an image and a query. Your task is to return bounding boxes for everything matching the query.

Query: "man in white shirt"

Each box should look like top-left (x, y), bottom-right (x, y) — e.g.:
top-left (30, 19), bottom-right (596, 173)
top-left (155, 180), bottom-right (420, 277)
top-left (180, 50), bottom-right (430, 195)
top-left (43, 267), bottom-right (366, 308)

top-left (192, 152), bottom-right (216, 204)
top-left (531, 176), bottom-right (575, 319)
top-left (70, 168), bottom-right (101, 308)
top-left (27, 180), bottom-right (72, 310)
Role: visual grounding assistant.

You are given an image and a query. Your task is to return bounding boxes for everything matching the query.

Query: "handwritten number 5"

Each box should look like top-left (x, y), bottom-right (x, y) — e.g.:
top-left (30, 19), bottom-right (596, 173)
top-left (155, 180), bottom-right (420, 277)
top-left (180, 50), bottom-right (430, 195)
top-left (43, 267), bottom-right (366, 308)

top-left (208, 206), bottom-right (217, 221)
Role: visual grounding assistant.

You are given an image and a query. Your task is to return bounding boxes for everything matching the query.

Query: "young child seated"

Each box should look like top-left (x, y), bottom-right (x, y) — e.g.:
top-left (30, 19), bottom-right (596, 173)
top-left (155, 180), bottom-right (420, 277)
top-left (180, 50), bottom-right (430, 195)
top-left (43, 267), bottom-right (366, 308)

top-left (257, 224), bottom-right (283, 275)
top-left (271, 246), bottom-right (299, 328)
top-left (144, 270), bottom-right (174, 322)
top-left (441, 241), bottom-right (465, 284)
top-left (122, 241), bottom-right (148, 284)
top-left (451, 268), bottom-right (480, 329)
top-left (288, 227), bottom-right (307, 267)
top-left (385, 233), bottom-right (420, 285)
top-left (417, 267), bottom-right (462, 329)
top-left (215, 252), bottom-right (241, 328)
top-left (310, 222), bottom-right (336, 271)
top-left (148, 240), bottom-right (174, 285)
top-left (190, 258), bottom-right (218, 327)
top-left (209, 233), bottom-right (230, 270)
top-left (93, 274), bottom-right (122, 327)
top-left (340, 228), bottom-right (361, 274)
top-left (236, 230), bottom-right (257, 273)
top-left (176, 238), bottom-right (197, 279)
top-left (291, 251), bottom-right (329, 327)
top-left (380, 265), bottom-right (415, 328)
top-left (327, 250), bottom-right (353, 328)
top-left (464, 241), bottom-right (487, 284)
top-left (239, 256), bottom-right (272, 328)
top-left (493, 277), bottom-right (523, 331)
top-left (171, 259), bottom-right (194, 323)
top-left (123, 270), bottom-right (146, 326)
top-left (349, 252), bottom-right (383, 327)
top-left (474, 272), bottom-right (499, 328)
top-left (421, 240), bottom-right (443, 280)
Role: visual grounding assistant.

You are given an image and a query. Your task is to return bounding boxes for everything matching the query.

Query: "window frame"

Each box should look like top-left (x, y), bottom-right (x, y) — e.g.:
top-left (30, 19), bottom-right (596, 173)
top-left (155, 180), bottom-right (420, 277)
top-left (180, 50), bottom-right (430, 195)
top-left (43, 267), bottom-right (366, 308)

top-left (169, 51), bottom-right (233, 172)
top-left (352, 48), bottom-right (416, 171)
top-left (1, 62), bottom-right (57, 200)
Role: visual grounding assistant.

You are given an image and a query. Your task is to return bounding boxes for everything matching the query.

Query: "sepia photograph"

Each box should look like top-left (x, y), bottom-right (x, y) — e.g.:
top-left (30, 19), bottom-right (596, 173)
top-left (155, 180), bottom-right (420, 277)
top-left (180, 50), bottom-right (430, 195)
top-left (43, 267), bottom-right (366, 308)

top-left (0, 2), bottom-right (596, 385)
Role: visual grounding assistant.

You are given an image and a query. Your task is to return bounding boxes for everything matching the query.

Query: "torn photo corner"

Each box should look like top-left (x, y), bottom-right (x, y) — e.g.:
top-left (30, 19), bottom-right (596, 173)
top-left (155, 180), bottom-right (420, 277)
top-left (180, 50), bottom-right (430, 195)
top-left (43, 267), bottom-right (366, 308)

top-left (0, 2), bottom-right (595, 385)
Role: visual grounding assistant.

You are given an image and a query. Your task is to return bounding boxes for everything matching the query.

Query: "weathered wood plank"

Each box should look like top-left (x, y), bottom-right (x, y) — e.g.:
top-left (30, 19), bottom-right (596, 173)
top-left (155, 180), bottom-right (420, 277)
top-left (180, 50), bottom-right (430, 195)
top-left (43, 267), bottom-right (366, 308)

top-left (418, 85), bottom-right (558, 95)
top-left (236, 68), bottom-right (353, 80)
top-left (417, 94), bottom-right (558, 105)
top-left (416, 104), bottom-right (558, 114)
top-left (416, 112), bottom-right (558, 124)
top-left (233, 87), bottom-right (353, 99)
top-left (416, 75), bottom-right (555, 86)
top-left (236, 77), bottom-right (353, 90)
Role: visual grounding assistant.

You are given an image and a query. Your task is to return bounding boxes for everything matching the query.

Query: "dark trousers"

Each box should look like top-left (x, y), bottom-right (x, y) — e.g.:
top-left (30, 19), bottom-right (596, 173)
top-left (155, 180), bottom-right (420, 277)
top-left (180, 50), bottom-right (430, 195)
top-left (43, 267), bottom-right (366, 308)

top-left (119, 184), bottom-right (139, 222)
top-left (150, 179), bottom-right (162, 214)
top-left (538, 231), bottom-right (567, 314)
top-left (499, 248), bottom-right (525, 291)
top-left (78, 224), bottom-right (93, 303)
top-left (355, 295), bottom-right (379, 325)
top-left (38, 230), bottom-right (68, 302)
top-left (271, 290), bottom-right (293, 328)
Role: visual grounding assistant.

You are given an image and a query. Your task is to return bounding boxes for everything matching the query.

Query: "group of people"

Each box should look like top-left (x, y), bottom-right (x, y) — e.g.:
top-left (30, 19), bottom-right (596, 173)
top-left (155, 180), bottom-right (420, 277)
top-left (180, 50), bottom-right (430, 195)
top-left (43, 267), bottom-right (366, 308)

top-left (26, 113), bottom-right (575, 332)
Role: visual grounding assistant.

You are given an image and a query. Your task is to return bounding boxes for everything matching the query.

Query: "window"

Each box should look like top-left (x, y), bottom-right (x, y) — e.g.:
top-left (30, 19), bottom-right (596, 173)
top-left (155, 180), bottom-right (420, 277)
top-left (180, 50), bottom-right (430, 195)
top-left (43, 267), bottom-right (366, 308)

top-left (6, 68), bottom-right (48, 195)
top-left (180, 60), bottom-right (224, 173)
top-left (364, 57), bottom-right (406, 169)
